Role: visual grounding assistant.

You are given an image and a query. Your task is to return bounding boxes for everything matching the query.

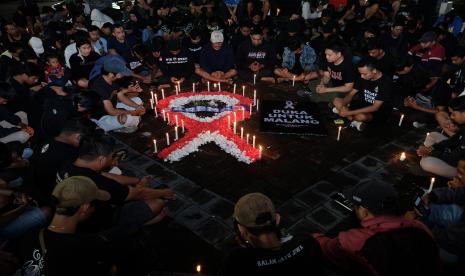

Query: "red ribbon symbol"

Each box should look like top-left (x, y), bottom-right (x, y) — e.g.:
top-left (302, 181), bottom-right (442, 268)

top-left (156, 92), bottom-right (260, 163)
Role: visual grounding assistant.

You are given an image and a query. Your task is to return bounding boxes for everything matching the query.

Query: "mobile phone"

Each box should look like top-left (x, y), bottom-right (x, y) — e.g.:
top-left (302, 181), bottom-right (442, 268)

top-left (331, 192), bottom-right (355, 212)
top-left (414, 196), bottom-right (429, 216)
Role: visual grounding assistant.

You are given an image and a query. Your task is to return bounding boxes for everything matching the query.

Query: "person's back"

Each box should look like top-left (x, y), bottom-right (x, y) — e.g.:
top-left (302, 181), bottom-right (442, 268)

top-left (220, 235), bottom-right (324, 275)
top-left (360, 227), bottom-right (440, 276)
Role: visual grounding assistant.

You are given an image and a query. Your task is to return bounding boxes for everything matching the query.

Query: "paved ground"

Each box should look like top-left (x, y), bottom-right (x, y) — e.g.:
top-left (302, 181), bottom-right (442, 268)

top-left (110, 81), bottom-right (439, 275)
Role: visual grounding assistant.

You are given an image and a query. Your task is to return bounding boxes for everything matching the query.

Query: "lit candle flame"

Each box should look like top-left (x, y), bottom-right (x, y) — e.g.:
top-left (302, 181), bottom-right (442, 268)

top-left (196, 264), bottom-right (202, 273)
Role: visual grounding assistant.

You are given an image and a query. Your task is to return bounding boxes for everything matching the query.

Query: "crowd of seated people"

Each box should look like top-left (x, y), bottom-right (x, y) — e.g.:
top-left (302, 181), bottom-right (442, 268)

top-left (0, 0), bottom-right (464, 274)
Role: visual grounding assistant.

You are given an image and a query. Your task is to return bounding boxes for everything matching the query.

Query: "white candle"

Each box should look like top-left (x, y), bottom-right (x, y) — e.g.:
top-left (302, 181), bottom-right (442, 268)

top-left (153, 139), bottom-right (157, 153)
top-left (427, 177), bottom-right (435, 193)
top-left (337, 126), bottom-right (342, 141)
top-left (192, 83), bottom-right (195, 92)
top-left (259, 145), bottom-right (263, 159)
top-left (175, 85), bottom-right (178, 94)
top-left (227, 115), bottom-right (231, 128)
top-left (400, 152), bottom-right (406, 161)
top-left (242, 86), bottom-right (245, 97)
top-left (207, 81), bottom-right (210, 91)
top-left (154, 107), bottom-right (158, 117)
top-left (150, 90), bottom-right (154, 101)
top-left (240, 127), bottom-right (244, 139)
top-left (175, 115), bottom-right (179, 127)
top-left (249, 104), bottom-right (252, 115)
top-left (256, 99), bottom-right (259, 112)
top-left (233, 122), bottom-right (236, 134)
top-left (292, 75), bottom-right (296, 87)
top-left (277, 8), bottom-right (280, 16)
top-left (181, 119), bottom-right (185, 133)
top-left (162, 110), bottom-right (166, 121)
top-left (253, 90), bottom-right (257, 106)
top-left (175, 126), bottom-right (178, 141)
top-left (241, 107), bottom-right (245, 120)
top-left (218, 82), bottom-right (221, 91)
top-left (252, 135), bottom-right (256, 148)
top-left (167, 112), bottom-right (170, 124)
top-left (246, 133), bottom-right (249, 144)
top-left (177, 81), bottom-right (180, 94)
top-left (161, 89), bottom-right (165, 99)
top-left (166, 133), bottom-right (170, 146)
top-left (253, 74), bottom-right (256, 85)
top-left (154, 94), bottom-right (158, 105)
top-left (150, 98), bottom-right (154, 110)
top-left (233, 83), bottom-right (236, 94)
top-left (398, 114), bottom-right (404, 127)
top-left (233, 111), bottom-right (237, 123)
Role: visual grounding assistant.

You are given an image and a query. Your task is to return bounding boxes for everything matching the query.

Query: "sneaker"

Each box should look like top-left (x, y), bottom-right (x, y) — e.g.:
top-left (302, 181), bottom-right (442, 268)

top-left (413, 121), bottom-right (426, 128)
top-left (332, 107), bottom-right (339, 114)
top-left (113, 126), bottom-right (138, 133)
top-left (350, 120), bottom-right (365, 131)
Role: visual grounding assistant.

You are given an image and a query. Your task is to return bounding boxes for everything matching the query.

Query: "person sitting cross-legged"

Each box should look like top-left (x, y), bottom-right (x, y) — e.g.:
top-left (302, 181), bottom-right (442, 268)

top-left (332, 59), bottom-right (393, 131)
top-left (274, 37), bottom-right (318, 84)
top-left (195, 31), bottom-right (237, 84)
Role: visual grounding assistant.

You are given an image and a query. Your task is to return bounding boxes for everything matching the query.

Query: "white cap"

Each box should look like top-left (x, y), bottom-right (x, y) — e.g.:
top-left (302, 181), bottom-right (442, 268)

top-left (210, 30), bottom-right (224, 43)
top-left (29, 37), bottom-right (44, 55)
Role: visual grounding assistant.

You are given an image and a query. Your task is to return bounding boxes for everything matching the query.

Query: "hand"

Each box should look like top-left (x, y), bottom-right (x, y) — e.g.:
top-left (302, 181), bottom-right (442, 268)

top-left (416, 145), bottom-right (433, 157)
top-left (136, 176), bottom-right (152, 188)
top-left (30, 85), bottom-right (42, 92)
top-left (130, 109), bottom-right (145, 116)
top-left (170, 77), bottom-right (179, 84)
top-left (448, 178), bottom-right (461, 189)
top-left (338, 19), bottom-right (345, 25)
top-left (316, 84), bottom-right (327, 93)
top-left (161, 188), bottom-right (175, 200)
top-left (444, 120), bottom-right (459, 133)
top-left (50, 86), bottom-right (67, 96)
top-left (404, 210), bottom-right (418, 220)
top-left (22, 126), bottom-right (34, 136)
top-left (339, 107), bottom-right (350, 117)
top-left (404, 97), bottom-right (417, 108)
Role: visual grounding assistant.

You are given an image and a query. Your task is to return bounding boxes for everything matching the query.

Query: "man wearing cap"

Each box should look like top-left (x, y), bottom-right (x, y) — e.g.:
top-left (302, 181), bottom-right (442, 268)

top-left (89, 58), bottom-right (145, 133)
top-left (18, 176), bottom-right (116, 275)
top-left (158, 38), bottom-right (198, 89)
top-left (408, 31), bottom-right (445, 77)
top-left (196, 31), bottom-right (236, 84)
top-left (219, 193), bottom-right (324, 275)
top-left (314, 180), bottom-right (440, 275)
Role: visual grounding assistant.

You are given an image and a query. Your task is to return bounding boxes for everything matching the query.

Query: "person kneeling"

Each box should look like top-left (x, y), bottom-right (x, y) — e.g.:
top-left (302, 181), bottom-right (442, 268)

top-left (332, 59), bottom-right (392, 131)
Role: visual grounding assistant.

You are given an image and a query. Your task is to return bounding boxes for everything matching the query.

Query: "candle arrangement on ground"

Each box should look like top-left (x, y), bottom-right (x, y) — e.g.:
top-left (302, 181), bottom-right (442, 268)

top-left (152, 86), bottom-right (263, 163)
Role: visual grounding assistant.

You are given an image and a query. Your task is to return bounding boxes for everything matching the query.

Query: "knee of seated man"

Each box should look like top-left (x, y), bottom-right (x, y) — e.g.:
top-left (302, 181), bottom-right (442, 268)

top-left (145, 198), bottom-right (164, 214)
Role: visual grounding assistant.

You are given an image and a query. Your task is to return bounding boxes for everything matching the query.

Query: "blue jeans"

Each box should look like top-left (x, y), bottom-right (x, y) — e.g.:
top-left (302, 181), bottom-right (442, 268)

top-left (0, 206), bottom-right (47, 239)
top-left (424, 203), bottom-right (464, 227)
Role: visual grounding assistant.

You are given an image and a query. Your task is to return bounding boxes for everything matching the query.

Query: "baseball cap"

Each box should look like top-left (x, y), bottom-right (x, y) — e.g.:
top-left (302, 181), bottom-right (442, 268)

top-left (210, 30), bottom-right (224, 43)
top-left (233, 193), bottom-right (276, 228)
top-left (52, 176), bottom-right (110, 208)
top-left (103, 58), bottom-right (133, 77)
top-left (419, 31), bottom-right (437, 43)
top-left (167, 39), bottom-right (181, 51)
top-left (345, 180), bottom-right (398, 214)
top-left (29, 37), bottom-right (44, 55)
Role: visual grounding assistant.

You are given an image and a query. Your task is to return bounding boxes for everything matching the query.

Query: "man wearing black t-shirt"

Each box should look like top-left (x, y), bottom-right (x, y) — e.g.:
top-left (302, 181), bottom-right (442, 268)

top-left (57, 134), bottom-right (175, 232)
top-left (367, 40), bottom-right (396, 77)
top-left (19, 176), bottom-right (115, 276)
top-left (316, 43), bottom-right (356, 101)
top-left (333, 59), bottom-right (392, 131)
top-left (31, 119), bottom-right (93, 206)
top-left (219, 193), bottom-right (324, 275)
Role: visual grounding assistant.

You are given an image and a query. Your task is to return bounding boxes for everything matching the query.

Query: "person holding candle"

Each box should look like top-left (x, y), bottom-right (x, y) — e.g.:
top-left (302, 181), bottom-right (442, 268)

top-left (157, 39), bottom-right (199, 90)
top-left (274, 37), bottom-right (318, 85)
top-left (219, 193), bottom-right (324, 275)
top-left (332, 59), bottom-right (393, 131)
top-left (408, 160), bottom-right (465, 266)
top-left (235, 27), bottom-right (276, 84)
top-left (416, 97), bottom-right (465, 178)
top-left (196, 31), bottom-right (237, 85)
